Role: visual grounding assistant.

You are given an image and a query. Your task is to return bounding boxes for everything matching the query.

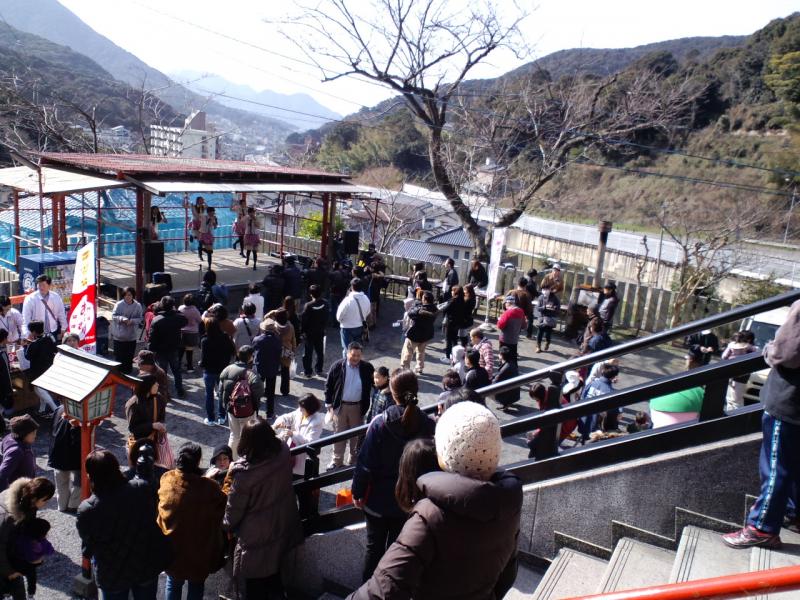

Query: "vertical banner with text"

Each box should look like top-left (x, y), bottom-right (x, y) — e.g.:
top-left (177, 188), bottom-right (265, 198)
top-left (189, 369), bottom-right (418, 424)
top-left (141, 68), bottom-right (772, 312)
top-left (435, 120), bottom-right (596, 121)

top-left (68, 242), bottom-right (96, 354)
top-left (486, 227), bottom-right (508, 300)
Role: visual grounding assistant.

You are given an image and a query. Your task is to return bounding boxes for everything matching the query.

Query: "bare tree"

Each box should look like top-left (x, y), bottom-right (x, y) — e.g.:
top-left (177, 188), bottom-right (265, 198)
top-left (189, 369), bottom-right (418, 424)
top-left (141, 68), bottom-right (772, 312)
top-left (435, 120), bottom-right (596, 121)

top-left (654, 197), bottom-right (769, 327)
top-left (358, 190), bottom-right (446, 253)
top-left (278, 0), bottom-right (705, 259)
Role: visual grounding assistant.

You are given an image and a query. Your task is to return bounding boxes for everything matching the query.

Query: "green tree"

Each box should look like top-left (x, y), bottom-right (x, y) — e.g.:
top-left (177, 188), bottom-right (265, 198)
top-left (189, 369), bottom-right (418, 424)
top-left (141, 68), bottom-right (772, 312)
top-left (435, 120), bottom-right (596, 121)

top-left (765, 51), bottom-right (800, 103)
top-left (297, 211), bottom-right (344, 240)
top-left (736, 274), bottom-right (790, 306)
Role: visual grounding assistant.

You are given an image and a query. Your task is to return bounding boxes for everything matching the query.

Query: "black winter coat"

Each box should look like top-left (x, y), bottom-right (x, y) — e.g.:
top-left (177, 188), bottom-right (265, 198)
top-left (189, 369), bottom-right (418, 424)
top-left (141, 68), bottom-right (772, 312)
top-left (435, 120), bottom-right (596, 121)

top-left (492, 361), bottom-right (520, 407)
top-left (443, 298), bottom-right (468, 335)
top-left (406, 303), bottom-right (438, 343)
top-left (261, 272), bottom-right (285, 311)
top-left (48, 406), bottom-right (81, 471)
top-left (148, 310), bottom-right (188, 355)
top-left (199, 332), bottom-right (235, 375)
top-left (465, 366), bottom-right (490, 391)
top-left (325, 359), bottom-right (375, 414)
top-left (351, 404), bottom-right (436, 519)
top-left (282, 266), bottom-right (303, 299)
top-left (253, 331), bottom-right (282, 378)
top-left (303, 267), bottom-right (328, 294)
top-left (25, 334), bottom-right (57, 381)
top-left (77, 479), bottom-right (172, 591)
top-left (301, 299), bottom-right (329, 338)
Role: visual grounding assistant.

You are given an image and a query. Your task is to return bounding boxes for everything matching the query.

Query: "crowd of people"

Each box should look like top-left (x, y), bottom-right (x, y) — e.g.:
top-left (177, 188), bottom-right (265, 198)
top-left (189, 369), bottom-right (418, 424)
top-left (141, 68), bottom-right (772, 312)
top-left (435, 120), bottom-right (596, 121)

top-left (0, 235), bottom-right (775, 598)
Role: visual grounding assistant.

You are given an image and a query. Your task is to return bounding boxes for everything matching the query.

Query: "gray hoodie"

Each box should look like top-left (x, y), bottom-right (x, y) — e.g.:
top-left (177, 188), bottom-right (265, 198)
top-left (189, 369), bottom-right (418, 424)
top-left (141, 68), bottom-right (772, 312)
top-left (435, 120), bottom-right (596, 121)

top-left (110, 299), bottom-right (144, 342)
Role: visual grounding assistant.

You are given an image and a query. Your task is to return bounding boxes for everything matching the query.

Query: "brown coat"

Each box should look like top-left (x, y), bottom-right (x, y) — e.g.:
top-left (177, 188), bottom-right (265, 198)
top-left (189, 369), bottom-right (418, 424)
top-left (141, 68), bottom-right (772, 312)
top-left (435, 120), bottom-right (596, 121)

top-left (263, 312), bottom-right (297, 367)
top-left (349, 470), bottom-right (522, 600)
top-left (540, 271), bottom-right (564, 294)
top-left (222, 443), bottom-right (303, 579)
top-left (157, 470), bottom-right (227, 582)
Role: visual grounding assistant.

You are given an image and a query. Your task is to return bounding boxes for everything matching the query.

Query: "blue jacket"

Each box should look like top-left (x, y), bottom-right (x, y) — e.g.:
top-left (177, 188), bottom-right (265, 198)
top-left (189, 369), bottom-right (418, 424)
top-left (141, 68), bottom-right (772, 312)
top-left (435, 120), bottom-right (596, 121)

top-left (351, 404), bottom-right (436, 519)
top-left (0, 434), bottom-right (36, 492)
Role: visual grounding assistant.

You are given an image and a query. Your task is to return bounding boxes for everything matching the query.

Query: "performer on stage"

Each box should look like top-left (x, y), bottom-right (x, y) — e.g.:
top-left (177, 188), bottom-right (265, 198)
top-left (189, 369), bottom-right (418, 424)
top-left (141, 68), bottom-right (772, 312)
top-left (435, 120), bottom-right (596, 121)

top-left (243, 207), bottom-right (261, 271)
top-left (186, 195), bottom-right (206, 249)
top-left (232, 197), bottom-right (247, 257)
top-left (149, 206), bottom-right (167, 240)
top-left (199, 206), bottom-right (218, 270)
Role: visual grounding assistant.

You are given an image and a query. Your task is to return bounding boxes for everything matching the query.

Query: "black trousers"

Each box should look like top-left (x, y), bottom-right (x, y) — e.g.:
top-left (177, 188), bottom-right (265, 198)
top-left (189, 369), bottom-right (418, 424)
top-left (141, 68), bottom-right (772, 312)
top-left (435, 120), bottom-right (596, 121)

top-left (503, 343), bottom-right (518, 363)
top-left (262, 375), bottom-right (277, 417)
top-left (302, 334), bottom-right (325, 375)
top-left (114, 340), bottom-right (137, 374)
top-left (244, 573), bottom-right (284, 599)
top-left (279, 364), bottom-right (290, 396)
top-left (537, 326), bottom-right (553, 345)
top-left (363, 513), bottom-right (407, 582)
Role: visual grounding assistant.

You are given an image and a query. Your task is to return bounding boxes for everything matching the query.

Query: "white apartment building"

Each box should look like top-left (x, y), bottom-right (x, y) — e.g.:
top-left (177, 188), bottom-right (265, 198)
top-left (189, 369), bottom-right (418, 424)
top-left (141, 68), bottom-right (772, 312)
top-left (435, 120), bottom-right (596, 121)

top-left (150, 111), bottom-right (219, 159)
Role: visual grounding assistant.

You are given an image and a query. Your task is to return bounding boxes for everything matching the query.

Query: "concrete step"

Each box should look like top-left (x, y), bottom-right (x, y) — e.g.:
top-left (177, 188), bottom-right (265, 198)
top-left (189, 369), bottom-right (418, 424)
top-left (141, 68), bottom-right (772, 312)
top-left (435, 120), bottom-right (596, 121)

top-left (532, 548), bottom-right (608, 600)
top-left (596, 537), bottom-right (675, 593)
top-left (749, 528), bottom-right (800, 600)
top-left (504, 563), bottom-right (545, 599)
top-left (669, 526), bottom-right (751, 583)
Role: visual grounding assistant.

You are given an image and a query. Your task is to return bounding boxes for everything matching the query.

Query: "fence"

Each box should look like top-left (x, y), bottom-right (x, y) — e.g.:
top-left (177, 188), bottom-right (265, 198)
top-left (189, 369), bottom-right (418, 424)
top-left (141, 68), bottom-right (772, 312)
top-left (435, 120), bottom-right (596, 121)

top-left (262, 231), bottom-right (733, 335)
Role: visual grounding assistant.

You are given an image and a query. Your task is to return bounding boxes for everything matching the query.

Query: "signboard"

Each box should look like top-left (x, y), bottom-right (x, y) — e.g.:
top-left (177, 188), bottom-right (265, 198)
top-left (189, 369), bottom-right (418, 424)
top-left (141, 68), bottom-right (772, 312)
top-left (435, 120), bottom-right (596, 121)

top-left (486, 227), bottom-right (507, 299)
top-left (68, 242), bottom-right (96, 353)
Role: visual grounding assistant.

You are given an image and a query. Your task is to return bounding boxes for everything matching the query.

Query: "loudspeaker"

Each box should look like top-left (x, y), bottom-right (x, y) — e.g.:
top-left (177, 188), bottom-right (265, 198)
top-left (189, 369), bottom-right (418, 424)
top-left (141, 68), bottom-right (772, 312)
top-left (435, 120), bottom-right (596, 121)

top-left (143, 283), bottom-right (168, 307)
top-left (342, 230), bottom-right (359, 255)
top-left (144, 241), bottom-right (164, 273)
top-left (151, 272), bottom-right (173, 292)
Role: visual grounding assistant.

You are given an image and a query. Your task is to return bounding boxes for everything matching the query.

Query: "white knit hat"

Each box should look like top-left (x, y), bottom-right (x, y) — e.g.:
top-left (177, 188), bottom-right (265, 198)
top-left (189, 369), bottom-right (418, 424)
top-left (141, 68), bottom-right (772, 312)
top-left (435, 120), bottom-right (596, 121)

top-left (435, 402), bottom-right (501, 481)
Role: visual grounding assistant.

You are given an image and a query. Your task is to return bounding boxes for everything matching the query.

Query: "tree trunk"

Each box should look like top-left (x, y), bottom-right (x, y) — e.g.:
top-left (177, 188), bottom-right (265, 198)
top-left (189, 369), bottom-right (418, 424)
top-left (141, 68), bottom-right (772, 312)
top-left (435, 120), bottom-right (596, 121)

top-left (427, 130), bottom-right (489, 260)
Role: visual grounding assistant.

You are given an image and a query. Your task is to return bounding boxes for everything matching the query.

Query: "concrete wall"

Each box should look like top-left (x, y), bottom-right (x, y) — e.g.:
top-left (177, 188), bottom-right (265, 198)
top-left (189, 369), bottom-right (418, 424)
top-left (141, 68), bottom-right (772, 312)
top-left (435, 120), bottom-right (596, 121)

top-left (284, 433), bottom-right (762, 596)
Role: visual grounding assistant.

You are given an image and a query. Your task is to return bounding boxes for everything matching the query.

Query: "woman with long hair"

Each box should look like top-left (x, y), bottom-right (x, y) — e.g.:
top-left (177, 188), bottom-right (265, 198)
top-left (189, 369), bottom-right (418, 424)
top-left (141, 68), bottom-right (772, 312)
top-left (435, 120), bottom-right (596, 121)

top-left (199, 316), bottom-right (236, 426)
top-left (243, 207), bottom-right (261, 270)
top-left (158, 442), bottom-right (226, 600)
top-left (223, 418), bottom-right (303, 598)
top-left (125, 375), bottom-right (169, 468)
top-left (461, 284), bottom-right (477, 346)
top-left (231, 197), bottom-right (247, 257)
top-left (351, 369), bottom-right (436, 582)
top-left (282, 295), bottom-right (301, 345)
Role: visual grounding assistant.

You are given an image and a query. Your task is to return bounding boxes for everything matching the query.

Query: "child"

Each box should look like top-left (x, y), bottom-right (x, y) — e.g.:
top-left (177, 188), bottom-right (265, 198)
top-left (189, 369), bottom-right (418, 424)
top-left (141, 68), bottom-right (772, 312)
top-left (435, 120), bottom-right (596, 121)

top-left (365, 366), bottom-right (392, 423)
top-left (11, 516), bottom-right (55, 598)
top-left (450, 344), bottom-right (466, 384)
top-left (394, 438), bottom-right (440, 513)
top-left (24, 321), bottom-right (58, 417)
top-left (62, 332), bottom-right (80, 349)
top-left (722, 331), bottom-right (758, 412)
top-left (205, 444), bottom-right (232, 488)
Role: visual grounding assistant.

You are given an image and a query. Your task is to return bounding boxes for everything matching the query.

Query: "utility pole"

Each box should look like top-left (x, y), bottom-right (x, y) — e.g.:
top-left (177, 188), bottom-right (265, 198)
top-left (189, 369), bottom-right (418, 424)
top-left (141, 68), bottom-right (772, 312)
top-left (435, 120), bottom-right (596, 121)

top-left (595, 220), bottom-right (613, 284)
top-left (784, 185), bottom-right (796, 245)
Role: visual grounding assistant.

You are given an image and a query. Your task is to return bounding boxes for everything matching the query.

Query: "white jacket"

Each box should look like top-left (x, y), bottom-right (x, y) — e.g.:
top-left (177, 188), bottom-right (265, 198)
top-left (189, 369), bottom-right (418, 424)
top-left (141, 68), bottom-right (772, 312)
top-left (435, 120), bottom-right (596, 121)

top-left (22, 290), bottom-right (67, 336)
top-left (336, 292), bottom-right (370, 329)
top-left (273, 408), bottom-right (325, 475)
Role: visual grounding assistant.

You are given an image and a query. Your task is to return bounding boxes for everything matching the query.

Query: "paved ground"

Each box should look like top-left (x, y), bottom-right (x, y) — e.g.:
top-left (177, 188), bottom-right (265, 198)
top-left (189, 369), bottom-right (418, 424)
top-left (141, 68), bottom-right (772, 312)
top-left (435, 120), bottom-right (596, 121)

top-left (29, 296), bottom-right (686, 599)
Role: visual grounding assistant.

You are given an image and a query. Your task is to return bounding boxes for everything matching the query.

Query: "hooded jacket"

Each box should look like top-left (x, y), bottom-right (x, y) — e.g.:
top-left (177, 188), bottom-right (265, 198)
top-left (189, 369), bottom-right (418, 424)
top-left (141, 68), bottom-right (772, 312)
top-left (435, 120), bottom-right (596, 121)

top-left (223, 443), bottom-right (303, 579)
top-left (351, 404), bottom-right (436, 519)
top-left (497, 306), bottom-right (527, 345)
top-left (263, 313), bottom-right (297, 367)
top-left (405, 302), bottom-right (438, 343)
top-left (157, 469), bottom-right (227, 582)
top-left (199, 330), bottom-right (236, 374)
top-left (77, 478), bottom-right (172, 591)
top-left (0, 434), bottom-right (35, 492)
top-left (301, 298), bottom-right (330, 339)
top-left (349, 470), bottom-right (522, 600)
top-left (492, 361), bottom-right (520, 407)
top-left (0, 479), bottom-right (38, 579)
top-left (148, 310), bottom-right (188, 354)
top-left (761, 298), bottom-right (800, 424)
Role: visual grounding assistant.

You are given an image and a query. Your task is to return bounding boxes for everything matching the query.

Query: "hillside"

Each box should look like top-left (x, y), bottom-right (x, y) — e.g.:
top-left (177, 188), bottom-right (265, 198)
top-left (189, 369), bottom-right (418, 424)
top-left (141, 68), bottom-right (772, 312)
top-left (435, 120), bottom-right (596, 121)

top-left (292, 14), bottom-right (800, 240)
top-left (1, 0), bottom-right (296, 147)
top-left (0, 23), bottom-right (180, 158)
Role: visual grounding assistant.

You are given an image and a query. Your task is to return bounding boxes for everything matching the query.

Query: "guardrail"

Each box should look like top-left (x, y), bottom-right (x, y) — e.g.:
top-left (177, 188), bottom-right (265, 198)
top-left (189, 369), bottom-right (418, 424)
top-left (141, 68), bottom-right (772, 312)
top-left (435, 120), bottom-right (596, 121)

top-left (565, 564), bottom-right (800, 599)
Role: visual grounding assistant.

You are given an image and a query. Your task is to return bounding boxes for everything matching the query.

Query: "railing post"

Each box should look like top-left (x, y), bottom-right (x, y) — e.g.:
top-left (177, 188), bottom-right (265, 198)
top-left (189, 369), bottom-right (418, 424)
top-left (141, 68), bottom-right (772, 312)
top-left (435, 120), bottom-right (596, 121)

top-left (534, 375), bottom-right (563, 461)
top-left (699, 378), bottom-right (728, 421)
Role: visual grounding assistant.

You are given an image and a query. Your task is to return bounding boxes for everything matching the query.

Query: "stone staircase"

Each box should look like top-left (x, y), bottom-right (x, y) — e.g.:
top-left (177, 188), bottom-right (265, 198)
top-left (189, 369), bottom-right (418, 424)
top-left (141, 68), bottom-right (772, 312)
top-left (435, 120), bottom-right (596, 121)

top-left (531, 499), bottom-right (800, 599)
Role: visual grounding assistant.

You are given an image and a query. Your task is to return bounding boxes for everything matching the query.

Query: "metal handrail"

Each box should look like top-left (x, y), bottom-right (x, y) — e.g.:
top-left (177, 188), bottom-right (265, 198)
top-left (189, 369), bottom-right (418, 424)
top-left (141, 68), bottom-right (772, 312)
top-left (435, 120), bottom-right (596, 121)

top-left (479, 288), bottom-right (800, 397)
top-left (292, 353), bottom-right (764, 494)
top-left (565, 564), bottom-right (800, 599)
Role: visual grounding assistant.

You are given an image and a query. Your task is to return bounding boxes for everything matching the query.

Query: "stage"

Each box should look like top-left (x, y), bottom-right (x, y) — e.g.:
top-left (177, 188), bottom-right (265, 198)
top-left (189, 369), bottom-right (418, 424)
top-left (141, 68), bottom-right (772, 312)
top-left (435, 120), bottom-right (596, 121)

top-left (99, 247), bottom-right (280, 300)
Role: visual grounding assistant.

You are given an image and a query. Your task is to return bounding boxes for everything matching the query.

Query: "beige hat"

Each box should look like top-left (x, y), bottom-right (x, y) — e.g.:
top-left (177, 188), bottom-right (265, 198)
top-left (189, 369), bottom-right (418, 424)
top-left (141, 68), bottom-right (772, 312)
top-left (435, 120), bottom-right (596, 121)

top-left (435, 401), bottom-right (501, 481)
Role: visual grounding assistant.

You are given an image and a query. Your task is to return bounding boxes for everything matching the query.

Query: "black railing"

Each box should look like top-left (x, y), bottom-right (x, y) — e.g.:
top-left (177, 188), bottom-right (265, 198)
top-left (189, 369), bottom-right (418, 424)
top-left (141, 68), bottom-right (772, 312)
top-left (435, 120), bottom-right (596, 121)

top-left (289, 290), bottom-right (798, 528)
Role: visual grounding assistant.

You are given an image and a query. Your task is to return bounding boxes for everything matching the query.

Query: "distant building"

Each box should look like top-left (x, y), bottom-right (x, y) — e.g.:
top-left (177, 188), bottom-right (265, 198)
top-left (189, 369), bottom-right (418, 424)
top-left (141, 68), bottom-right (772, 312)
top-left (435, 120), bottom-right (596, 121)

top-left (150, 111), bottom-right (220, 159)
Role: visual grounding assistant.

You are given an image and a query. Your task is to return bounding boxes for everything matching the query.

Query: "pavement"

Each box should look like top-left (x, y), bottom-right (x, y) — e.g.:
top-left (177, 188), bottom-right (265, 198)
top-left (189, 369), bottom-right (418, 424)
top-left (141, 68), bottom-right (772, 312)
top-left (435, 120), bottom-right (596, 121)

top-left (28, 296), bottom-right (686, 599)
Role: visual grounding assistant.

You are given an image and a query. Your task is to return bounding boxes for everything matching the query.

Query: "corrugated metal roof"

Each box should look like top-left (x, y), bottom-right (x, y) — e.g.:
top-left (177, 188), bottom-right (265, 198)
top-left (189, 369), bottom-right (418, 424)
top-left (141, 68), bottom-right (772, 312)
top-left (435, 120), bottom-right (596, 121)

top-left (426, 226), bottom-right (472, 248)
top-left (39, 153), bottom-right (344, 179)
top-left (139, 181), bottom-right (374, 195)
top-left (0, 166), bottom-right (129, 195)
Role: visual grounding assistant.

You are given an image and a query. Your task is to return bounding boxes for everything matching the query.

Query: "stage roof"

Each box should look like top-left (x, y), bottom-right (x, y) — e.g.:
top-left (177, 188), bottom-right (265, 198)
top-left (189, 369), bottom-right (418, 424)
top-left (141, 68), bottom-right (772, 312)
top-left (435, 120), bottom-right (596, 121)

top-left (38, 153), bottom-right (345, 180)
top-left (137, 180), bottom-right (374, 195)
top-left (0, 166), bottom-right (129, 195)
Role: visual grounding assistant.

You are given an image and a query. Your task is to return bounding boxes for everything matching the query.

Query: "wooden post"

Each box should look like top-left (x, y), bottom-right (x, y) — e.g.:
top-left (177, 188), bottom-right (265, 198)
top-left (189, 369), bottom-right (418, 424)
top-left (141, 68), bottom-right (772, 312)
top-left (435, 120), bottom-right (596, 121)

top-left (12, 191), bottom-right (19, 271)
top-left (279, 193), bottom-right (286, 259)
top-left (320, 193), bottom-right (330, 260)
top-left (51, 195), bottom-right (60, 252)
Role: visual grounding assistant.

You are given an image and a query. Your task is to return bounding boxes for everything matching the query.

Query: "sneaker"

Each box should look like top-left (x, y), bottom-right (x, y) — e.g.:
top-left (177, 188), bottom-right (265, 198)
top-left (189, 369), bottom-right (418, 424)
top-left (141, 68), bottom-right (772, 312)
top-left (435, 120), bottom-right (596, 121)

top-left (217, 416), bottom-right (228, 426)
top-left (304, 373), bottom-right (314, 379)
top-left (203, 418), bottom-right (216, 426)
top-left (315, 371), bottom-right (325, 377)
top-left (326, 462), bottom-right (341, 471)
top-left (440, 356), bottom-right (450, 363)
top-left (722, 526), bottom-right (782, 549)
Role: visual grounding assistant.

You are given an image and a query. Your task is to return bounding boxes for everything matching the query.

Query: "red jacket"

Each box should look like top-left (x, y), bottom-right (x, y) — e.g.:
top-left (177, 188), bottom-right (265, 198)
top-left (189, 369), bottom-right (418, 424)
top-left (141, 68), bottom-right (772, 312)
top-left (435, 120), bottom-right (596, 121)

top-left (497, 307), bottom-right (527, 345)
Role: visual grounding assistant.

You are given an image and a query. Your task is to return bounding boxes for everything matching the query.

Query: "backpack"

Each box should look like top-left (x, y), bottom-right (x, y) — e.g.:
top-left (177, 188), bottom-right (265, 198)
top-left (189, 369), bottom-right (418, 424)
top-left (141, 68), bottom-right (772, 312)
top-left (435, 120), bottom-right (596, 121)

top-left (228, 373), bottom-right (255, 419)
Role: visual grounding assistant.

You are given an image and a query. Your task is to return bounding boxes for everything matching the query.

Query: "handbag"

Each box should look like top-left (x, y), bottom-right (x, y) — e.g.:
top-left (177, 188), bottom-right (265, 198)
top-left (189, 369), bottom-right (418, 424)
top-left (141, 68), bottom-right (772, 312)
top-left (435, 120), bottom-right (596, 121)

top-left (355, 297), bottom-right (370, 344)
top-left (155, 431), bottom-right (175, 469)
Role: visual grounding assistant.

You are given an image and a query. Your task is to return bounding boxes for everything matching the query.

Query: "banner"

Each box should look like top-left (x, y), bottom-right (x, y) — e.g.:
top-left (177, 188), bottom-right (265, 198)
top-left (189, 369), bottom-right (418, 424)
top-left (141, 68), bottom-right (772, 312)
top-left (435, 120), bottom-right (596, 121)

top-left (486, 227), bottom-right (507, 300)
top-left (68, 242), bottom-right (96, 354)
